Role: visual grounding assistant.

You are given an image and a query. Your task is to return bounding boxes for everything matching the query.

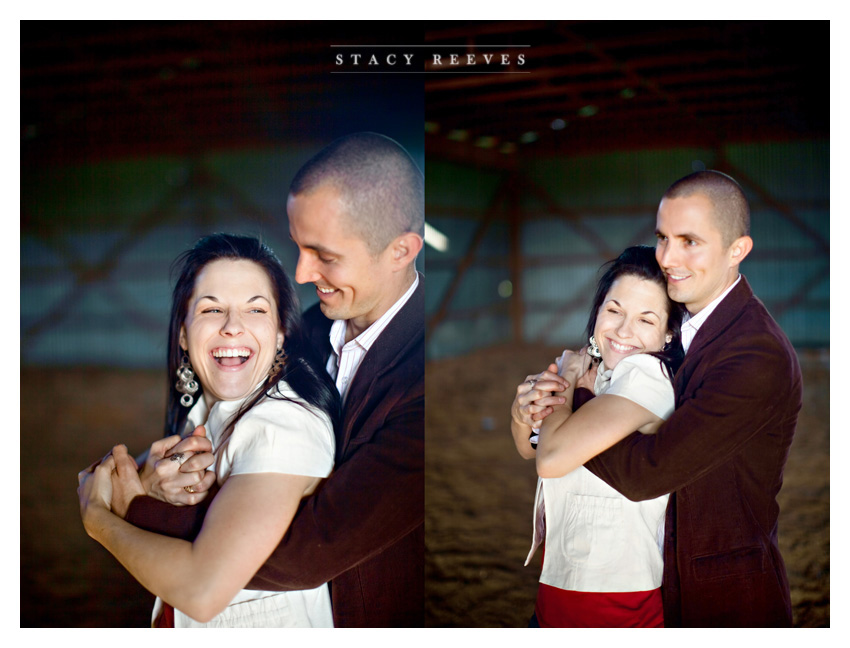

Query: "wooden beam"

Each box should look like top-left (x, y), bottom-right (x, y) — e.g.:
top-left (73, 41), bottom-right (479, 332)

top-left (508, 174), bottom-right (524, 343)
top-left (718, 159), bottom-right (829, 253)
top-left (425, 178), bottom-right (510, 339)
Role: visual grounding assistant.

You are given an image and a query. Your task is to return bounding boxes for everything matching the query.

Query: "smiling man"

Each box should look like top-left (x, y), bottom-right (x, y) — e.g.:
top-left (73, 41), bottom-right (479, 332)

top-left (582, 170), bottom-right (802, 627)
top-left (120, 132), bottom-right (425, 627)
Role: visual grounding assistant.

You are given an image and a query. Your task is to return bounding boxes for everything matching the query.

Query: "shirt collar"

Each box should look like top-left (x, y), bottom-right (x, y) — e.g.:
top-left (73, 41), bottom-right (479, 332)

top-left (329, 273), bottom-right (419, 354)
top-left (682, 274), bottom-right (741, 332)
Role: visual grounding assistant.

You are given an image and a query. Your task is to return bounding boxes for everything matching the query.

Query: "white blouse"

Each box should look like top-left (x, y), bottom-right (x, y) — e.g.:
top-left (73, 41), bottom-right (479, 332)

top-left (525, 354), bottom-right (674, 593)
top-left (153, 381), bottom-right (335, 628)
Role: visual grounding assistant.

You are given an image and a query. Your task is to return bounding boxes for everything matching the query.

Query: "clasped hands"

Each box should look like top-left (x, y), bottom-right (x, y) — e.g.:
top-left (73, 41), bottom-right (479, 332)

top-left (77, 426), bottom-right (216, 522)
top-left (511, 347), bottom-right (596, 430)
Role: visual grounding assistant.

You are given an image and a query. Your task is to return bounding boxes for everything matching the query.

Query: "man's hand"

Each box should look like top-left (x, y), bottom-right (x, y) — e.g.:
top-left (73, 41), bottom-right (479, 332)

top-left (138, 426), bottom-right (216, 506)
top-left (558, 347), bottom-right (594, 384)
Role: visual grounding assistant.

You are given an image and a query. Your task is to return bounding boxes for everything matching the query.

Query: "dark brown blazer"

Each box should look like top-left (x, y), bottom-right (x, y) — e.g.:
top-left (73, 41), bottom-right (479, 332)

top-left (584, 275), bottom-right (802, 627)
top-left (126, 275), bottom-right (425, 627)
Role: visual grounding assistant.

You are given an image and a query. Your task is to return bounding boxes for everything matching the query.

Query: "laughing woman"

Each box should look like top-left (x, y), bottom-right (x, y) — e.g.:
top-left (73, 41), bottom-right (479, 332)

top-left (510, 246), bottom-right (685, 627)
top-left (78, 234), bottom-right (340, 627)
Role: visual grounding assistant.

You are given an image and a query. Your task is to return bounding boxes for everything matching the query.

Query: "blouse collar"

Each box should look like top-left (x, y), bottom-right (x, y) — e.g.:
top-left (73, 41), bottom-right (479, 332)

top-left (593, 359), bottom-right (613, 394)
top-left (183, 381), bottom-right (270, 445)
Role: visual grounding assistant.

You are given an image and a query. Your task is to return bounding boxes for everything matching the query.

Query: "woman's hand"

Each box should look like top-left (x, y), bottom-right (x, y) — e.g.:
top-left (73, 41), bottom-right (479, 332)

top-left (78, 449), bottom-right (117, 534)
top-left (109, 445), bottom-right (147, 518)
top-left (139, 427), bottom-right (216, 506)
top-left (511, 364), bottom-right (570, 460)
top-left (511, 364), bottom-right (570, 428)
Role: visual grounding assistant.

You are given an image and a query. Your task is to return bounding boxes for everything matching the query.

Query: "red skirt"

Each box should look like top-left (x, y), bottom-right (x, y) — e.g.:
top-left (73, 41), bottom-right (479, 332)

top-left (535, 582), bottom-right (664, 627)
top-left (153, 602), bottom-right (175, 628)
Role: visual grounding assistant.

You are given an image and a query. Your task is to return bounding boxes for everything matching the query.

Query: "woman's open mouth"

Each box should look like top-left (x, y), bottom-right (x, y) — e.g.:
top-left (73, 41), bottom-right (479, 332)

top-left (212, 347), bottom-right (252, 366)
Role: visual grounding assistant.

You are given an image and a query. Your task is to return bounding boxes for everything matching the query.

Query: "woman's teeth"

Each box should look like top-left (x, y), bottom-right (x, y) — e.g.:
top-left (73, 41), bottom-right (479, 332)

top-left (610, 340), bottom-right (637, 353)
top-left (213, 348), bottom-right (250, 365)
top-left (213, 348), bottom-right (250, 358)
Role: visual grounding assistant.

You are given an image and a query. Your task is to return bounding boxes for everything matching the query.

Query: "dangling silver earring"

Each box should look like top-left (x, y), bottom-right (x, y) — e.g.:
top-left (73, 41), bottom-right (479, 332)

top-left (268, 347), bottom-right (286, 379)
top-left (175, 354), bottom-right (199, 407)
top-left (587, 335), bottom-right (602, 358)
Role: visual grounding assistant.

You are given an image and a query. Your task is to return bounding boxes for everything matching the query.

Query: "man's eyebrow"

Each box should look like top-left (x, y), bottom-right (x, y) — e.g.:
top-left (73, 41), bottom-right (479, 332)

top-left (292, 239), bottom-right (342, 257)
top-left (655, 229), bottom-right (705, 242)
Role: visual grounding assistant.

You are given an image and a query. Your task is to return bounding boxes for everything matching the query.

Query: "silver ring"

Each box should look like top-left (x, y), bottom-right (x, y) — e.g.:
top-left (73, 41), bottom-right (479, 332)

top-left (525, 379), bottom-right (537, 385)
top-left (170, 452), bottom-right (185, 464)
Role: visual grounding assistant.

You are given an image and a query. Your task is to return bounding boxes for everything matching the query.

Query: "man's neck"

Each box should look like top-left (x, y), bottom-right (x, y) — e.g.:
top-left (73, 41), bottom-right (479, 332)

top-left (345, 271), bottom-right (417, 343)
top-left (686, 272), bottom-right (741, 319)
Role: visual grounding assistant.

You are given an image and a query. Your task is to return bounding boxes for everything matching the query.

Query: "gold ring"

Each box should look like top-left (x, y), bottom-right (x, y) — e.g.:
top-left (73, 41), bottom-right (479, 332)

top-left (184, 485), bottom-right (195, 493)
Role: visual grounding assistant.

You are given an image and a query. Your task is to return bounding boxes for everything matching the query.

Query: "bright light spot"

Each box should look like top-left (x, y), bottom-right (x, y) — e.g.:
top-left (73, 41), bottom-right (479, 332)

top-left (475, 136), bottom-right (497, 149)
top-left (578, 105), bottom-right (598, 117)
top-left (498, 280), bottom-right (513, 298)
top-left (550, 118), bottom-right (567, 130)
top-left (620, 88), bottom-right (636, 99)
top-left (425, 122), bottom-right (440, 134)
top-left (424, 222), bottom-right (449, 252)
top-left (519, 131), bottom-right (538, 143)
top-left (500, 142), bottom-right (517, 154)
top-left (447, 129), bottom-right (468, 141)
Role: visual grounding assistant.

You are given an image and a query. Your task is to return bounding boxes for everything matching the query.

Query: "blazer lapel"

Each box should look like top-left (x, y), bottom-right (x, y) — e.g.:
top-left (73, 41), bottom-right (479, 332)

top-left (674, 275), bottom-right (753, 391)
top-left (339, 275), bottom-right (425, 452)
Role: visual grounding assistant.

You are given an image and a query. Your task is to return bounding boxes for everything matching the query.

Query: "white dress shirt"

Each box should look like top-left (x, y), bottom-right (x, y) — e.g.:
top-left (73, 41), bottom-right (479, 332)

top-left (326, 274), bottom-right (419, 403)
top-left (681, 275), bottom-right (741, 353)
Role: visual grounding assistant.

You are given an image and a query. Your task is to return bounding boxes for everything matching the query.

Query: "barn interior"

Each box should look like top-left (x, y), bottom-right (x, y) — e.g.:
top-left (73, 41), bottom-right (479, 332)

top-left (20, 20), bottom-right (828, 628)
top-left (421, 21), bottom-right (829, 628)
top-left (21, 20), bottom-right (423, 627)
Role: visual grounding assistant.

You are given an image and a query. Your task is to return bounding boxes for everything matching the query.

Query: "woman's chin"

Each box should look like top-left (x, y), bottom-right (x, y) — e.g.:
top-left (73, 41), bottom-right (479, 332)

top-left (601, 350), bottom-right (639, 370)
top-left (602, 355), bottom-right (619, 370)
top-left (205, 379), bottom-right (263, 404)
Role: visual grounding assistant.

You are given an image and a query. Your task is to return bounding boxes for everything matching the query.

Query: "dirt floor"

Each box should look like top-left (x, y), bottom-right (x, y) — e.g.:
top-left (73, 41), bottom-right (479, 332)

top-left (20, 346), bottom-right (829, 627)
top-left (424, 345), bottom-right (830, 628)
top-left (21, 368), bottom-right (162, 628)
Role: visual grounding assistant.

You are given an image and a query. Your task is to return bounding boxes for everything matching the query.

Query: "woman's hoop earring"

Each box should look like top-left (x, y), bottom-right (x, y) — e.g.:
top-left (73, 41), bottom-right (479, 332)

top-left (175, 354), bottom-right (199, 407)
top-left (587, 335), bottom-right (602, 359)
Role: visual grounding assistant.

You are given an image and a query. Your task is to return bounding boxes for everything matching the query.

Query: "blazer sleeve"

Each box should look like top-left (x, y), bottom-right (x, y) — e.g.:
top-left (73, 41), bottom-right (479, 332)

top-left (244, 380), bottom-right (424, 592)
top-left (584, 332), bottom-right (797, 501)
top-left (124, 485), bottom-right (217, 540)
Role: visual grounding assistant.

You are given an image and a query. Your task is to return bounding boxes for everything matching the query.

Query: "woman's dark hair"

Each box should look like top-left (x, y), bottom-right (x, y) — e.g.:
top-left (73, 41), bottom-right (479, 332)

top-left (585, 245), bottom-right (685, 376)
top-left (165, 233), bottom-right (340, 438)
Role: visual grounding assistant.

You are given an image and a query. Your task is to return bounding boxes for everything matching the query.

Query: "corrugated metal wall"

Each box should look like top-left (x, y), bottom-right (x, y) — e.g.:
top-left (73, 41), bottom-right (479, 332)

top-left (425, 139), bottom-right (828, 360)
top-left (21, 144), bottom-right (425, 368)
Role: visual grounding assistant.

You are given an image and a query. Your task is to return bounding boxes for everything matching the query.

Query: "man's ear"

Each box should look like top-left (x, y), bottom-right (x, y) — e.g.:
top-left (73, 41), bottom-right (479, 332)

top-left (729, 235), bottom-right (753, 267)
top-left (389, 232), bottom-right (424, 270)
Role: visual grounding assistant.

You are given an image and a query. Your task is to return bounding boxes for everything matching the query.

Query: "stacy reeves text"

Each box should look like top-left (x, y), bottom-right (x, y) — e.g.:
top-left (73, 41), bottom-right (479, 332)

top-left (333, 51), bottom-right (528, 70)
